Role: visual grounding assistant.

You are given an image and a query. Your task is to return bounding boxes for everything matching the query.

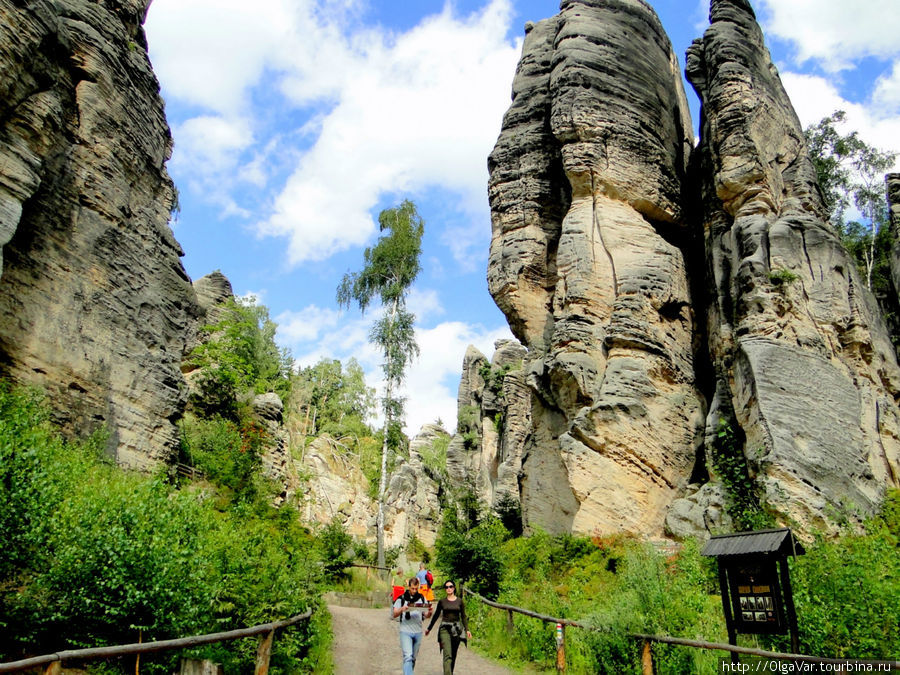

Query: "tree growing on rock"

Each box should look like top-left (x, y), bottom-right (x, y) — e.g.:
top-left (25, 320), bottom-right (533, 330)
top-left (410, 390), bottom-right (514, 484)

top-left (337, 200), bottom-right (424, 567)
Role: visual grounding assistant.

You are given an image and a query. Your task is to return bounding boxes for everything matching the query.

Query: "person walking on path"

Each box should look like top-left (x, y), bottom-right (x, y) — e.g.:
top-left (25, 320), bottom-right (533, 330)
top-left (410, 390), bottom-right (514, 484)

top-left (393, 577), bottom-right (432, 675)
top-left (416, 562), bottom-right (428, 587)
top-left (425, 580), bottom-right (471, 675)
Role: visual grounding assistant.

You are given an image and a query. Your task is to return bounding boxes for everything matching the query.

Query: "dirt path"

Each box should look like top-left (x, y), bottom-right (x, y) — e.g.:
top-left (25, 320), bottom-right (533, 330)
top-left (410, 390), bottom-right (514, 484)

top-left (329, 605), bottom-right (517, 675)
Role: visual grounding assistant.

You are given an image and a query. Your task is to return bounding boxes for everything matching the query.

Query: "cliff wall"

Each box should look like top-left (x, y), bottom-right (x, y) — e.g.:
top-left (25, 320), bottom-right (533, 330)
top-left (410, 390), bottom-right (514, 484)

top-left (0, 0), bottom-right (198, 468)
top-left (484, 0), bottom-right (900, 537)
top-left (487, 0), bottom-right (704, 536)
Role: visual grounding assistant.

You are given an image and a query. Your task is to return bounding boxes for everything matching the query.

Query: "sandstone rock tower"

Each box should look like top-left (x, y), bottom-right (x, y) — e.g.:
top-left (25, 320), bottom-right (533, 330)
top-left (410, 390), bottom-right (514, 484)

top-left (486, 0), bottom-right (900, 537)
top-left (488, 0), bottom-right (705, 536)
top-left (687, 0), bottom-right (900, 532)
top-left (0, 0), bottom-right (198, 468)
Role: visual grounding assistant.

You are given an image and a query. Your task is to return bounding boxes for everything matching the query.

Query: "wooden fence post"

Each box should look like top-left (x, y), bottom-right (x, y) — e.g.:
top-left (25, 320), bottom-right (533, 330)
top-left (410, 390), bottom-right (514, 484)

top-left (43, 663), bottom-right (61, 675)
top-left (254, 630), bottom-right (275, 675)
top-left (641, 640), bottom-right (653, 675)
top-left (555, 623), bottom-right (565, 673)
top-left (506, 609), bottom-right (514, 635)
top-left (135, 628), bottom-right (142, 675)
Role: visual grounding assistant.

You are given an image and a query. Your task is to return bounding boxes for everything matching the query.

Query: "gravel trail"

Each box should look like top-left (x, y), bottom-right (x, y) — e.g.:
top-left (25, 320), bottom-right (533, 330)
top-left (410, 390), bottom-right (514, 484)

top-left (328, 604), bottom-right (516, 675)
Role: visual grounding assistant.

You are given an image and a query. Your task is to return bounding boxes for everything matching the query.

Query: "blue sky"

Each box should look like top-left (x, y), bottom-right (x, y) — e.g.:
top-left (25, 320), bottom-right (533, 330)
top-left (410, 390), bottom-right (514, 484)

top-left (144, 0), bottom-right (900, 435)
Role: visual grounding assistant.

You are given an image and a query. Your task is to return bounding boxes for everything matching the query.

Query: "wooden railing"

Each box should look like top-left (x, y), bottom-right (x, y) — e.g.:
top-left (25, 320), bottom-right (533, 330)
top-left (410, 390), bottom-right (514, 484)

top-left (464, 589), bottom-right (900, 673)
top-left (0, 609), bottom-right (312, 675)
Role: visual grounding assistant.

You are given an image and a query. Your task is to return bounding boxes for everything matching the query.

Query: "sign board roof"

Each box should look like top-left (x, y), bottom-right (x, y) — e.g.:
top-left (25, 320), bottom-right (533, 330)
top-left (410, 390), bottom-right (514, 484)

top-left (701, 528), bottom-right (805, 558)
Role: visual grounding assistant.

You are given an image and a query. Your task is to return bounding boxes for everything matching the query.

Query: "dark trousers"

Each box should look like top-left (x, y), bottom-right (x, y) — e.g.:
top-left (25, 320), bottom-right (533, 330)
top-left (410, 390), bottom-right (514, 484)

top-left (438, 625), bottom-right (461, 674)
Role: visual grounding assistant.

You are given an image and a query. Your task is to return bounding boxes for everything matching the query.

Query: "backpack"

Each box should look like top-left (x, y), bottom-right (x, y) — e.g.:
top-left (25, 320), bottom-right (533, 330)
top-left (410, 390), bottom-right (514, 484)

top-left (425, 570), bottom-right (434, 587)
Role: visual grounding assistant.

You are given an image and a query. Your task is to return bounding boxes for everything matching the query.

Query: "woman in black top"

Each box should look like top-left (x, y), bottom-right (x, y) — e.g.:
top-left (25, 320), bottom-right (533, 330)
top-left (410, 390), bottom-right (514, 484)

top-left (425, 580), bottom-right (471, 675)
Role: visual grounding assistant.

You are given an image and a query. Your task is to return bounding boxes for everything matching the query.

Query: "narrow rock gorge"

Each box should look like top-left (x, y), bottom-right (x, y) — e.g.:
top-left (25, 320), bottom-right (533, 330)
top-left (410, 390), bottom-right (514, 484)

top-left (483, 0), bottom-right (900, 538)
top-left (0, 0), bottom-right (198, 468)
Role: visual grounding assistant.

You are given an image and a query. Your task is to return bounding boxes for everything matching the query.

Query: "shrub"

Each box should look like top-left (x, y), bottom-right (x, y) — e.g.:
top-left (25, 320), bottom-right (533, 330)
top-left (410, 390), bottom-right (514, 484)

top-left (179, 414), bottom-right (267, 501)
top-left (0, 383), bottom-right (325, 671)
top-left (494, 493), bottom-right (523, 537)
top-left (768, 267), bottom-right (800, 287)
top-left (772, 497), bottom-right (900, 660)
top-left (318, 520), bottom-right (354, 582)
top-left (435, 514), bottom-right (508, 598)
top-left (709, 421), bottom-right (772, 530)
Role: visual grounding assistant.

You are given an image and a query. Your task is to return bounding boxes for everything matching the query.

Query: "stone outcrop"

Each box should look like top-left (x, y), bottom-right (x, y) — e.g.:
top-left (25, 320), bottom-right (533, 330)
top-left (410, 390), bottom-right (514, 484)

top-left (301, 435), bottom-right (376, 540)
top-left (383, 424), bottom-right (445, 548)
top-left (487, 0), bottom-right (705, 537)
top-left (448, 341), bottom-right (530, 514)
top-left (888, 173), bottom-right (900, 313)
top-left (687, 0), bottom-right (900, 532)
top-left (301, 425), bottom-right (444, 548)
top-left (0, 0), bottom-right (198, 468)
top-left (486, 0), bottom-right (900, 538)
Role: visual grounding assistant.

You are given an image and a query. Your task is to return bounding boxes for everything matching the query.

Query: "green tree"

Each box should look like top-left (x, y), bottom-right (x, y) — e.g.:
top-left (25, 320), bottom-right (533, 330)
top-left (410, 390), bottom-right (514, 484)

top-left (805, 111), bottom-right (897, 291)
top-left (434, 510), bottom-right (508, 598)
top-left (336, 200), bottom-right (424, 566)
top-left (187, 297), bottom-right (293, 419)
top-left (293, 358), bottom-right (375, 437)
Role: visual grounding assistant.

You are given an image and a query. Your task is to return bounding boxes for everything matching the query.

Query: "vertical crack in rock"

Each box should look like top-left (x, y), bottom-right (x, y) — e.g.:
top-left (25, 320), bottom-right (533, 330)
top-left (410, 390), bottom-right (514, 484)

top-left (688, 0), bottom-right (900, 532)
top-left (488, 0), bottom-right (704, 537)
top-left (590, 168), bottom-right (618, 297)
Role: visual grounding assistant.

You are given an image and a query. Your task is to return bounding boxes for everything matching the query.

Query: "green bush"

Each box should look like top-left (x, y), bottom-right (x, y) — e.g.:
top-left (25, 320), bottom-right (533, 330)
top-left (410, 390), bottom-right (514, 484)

top-left (772, 494), bottom-right (900, 660)
top-left (179, 414), bottom-right (269, 501)
top-left (318, 520), bottom-right (354, 582)
top-left (768, 267), bottom-right (800, 287)
top-left (0, 383), bottom-right (325, 672)
top-left (466, 533), bottom-right (725, 674)
top-left (187, 297), bottom-right (293, 413)
top-left (435, 513), bottom-right (508, 598)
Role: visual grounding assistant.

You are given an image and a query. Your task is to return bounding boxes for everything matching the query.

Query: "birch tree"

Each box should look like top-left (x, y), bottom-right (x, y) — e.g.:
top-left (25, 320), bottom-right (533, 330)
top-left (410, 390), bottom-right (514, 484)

top-left (336, 200), bottom-right (424, 566)
top-left (805, 111), bottom-right (896, 291)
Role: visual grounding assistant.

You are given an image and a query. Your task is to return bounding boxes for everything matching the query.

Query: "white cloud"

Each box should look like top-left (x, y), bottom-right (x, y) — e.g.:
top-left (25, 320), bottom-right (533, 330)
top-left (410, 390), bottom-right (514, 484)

top-left (147, 0), bottom-right (522, 264)
top-left (146, 0), bottom-right (296, 115)
top-left (757, 0), bottom-right (900, 71)
top-left (781, 72), bottom-right (900, 171)
top-left (407, 288), bottom-right (444, 323)
top-left (173, 116), bottom-right (254, 173)
top-left (874, 62), bottom-right (900, 114)
top-left (401, 321), bottom-right (514, 435)
top-left (441, 221), bottom-right (489, 273)
top-left (276, 304), bottom-right (343, 344)
top-left (261, 1), bottom-right (520, 263)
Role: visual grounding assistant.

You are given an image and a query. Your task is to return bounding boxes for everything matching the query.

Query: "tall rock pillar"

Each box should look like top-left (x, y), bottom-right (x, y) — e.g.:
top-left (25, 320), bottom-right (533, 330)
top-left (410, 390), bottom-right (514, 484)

top-left (488, 0), bottom-right (704, 536)
top-left (0, 0), bottom-right (198, 468)
top-left (687, 0), bottom-right (900, 531)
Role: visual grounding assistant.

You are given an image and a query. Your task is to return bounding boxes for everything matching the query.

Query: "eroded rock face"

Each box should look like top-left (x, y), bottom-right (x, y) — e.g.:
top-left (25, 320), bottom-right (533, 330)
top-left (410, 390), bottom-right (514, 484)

top-left (301, 435), bottom-right (375, 540)
top-left (888, 174), bottom-right (900, 308)
top-left (448, 340), bottom-right (530, 513)
top-left (383, 424), bottom-right (445, 548)
top-left (687, 0), bottom-right (900, 531)
top-left (487, 0), bottom-right (704, 536)
top-left (0, 0), bottom-right (198, 468)
top-left (302, 425), bottom-right (444, 548)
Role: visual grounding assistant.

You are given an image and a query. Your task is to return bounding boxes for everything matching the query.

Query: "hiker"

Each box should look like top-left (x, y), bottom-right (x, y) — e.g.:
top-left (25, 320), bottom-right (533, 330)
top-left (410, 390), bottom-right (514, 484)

top-left (417, 563), bottom-right (435, 601)
top-left (393, 576), bottom-right (432, 675)
top-left (416, 562), bottom-right (428, 586)
top-left (425, 580), bottom-right (471, 675)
